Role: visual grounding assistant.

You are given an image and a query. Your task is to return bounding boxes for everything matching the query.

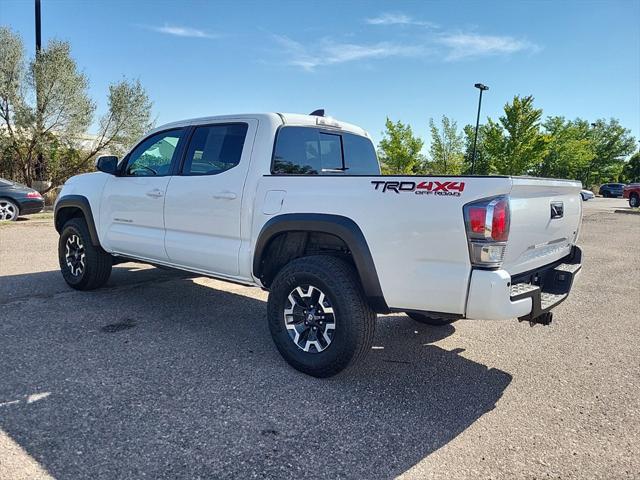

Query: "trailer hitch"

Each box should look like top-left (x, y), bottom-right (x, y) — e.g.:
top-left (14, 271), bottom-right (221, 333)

top-left (520, 311), bottom-right (553, 327)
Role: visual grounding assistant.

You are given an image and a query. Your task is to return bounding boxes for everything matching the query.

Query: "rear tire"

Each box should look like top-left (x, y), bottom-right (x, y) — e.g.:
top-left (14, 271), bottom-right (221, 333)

top-left (267, 255), bottom-right (376, 377)
top-left (0, 198), bottom-right (19, 221)
top-left (58, 218), bottom-right (112, 290)
top-left (630, 194), bottom-right (639, 208)
top-left (406, 312), bottom-right (456, 326)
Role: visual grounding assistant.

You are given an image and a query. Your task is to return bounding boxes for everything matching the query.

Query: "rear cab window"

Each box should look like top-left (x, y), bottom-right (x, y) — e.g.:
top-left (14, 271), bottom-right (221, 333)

top-left (272, 126), bottom-right (380, 175)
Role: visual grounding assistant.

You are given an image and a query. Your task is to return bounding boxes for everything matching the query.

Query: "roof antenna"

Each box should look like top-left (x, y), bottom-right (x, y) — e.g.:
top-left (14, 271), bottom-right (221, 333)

top-left (309, 109), bottom-right (325, 117)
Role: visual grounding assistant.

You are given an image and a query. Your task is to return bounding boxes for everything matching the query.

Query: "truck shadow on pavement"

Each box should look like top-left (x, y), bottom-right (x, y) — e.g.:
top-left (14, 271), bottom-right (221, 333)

top-left (0, 266), bottom-right (512, 480)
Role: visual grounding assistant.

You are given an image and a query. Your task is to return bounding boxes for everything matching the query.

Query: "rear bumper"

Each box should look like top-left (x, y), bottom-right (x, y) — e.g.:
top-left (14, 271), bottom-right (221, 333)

top-left (18, 199), bottom-right (45, 215)
top-left (465, 245), bottom-right (582, 321)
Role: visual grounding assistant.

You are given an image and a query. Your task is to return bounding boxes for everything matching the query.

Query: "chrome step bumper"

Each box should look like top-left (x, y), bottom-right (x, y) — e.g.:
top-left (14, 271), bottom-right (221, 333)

top-left (509, 245), bottom-right (582, 325)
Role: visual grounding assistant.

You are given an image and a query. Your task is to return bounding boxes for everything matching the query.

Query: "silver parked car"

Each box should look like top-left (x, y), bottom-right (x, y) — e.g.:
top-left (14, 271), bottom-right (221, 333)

top-left (580, 189), bottom-right (595, 201)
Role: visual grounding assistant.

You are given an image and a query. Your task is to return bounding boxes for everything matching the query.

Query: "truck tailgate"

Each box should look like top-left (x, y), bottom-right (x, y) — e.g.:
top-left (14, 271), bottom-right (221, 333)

top-left (503, 177), bottom-right (583, 275)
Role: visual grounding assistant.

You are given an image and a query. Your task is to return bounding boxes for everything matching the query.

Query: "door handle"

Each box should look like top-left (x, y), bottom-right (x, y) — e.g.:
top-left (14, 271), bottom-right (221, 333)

top-left (146, 189), bottom-right (164, 198)
top-left (212, 191), bottom-right (237, 200)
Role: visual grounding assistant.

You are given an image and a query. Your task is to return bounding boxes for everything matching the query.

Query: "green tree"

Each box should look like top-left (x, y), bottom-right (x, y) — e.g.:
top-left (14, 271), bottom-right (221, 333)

top-left (0, 27), bottom-right (153, 191)
top-left (584, 119), bottom-right (636, 185)
top-left (427, 115), bottom-right (464, 175)
top-left (622, 151), bottom-right (640, 183)
top-left (483, 95), bottom-right (547, 175)
top-left (462, 124), bottom-right (493, 175)
top-left (535, 117), bottom-right (594, 180)
top-left (377, 118), bottom-right (425, 175)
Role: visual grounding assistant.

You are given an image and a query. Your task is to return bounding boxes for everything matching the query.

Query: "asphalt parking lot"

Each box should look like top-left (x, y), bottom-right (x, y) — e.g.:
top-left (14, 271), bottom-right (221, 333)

top-left (1, 197), bottom-right (638, 479)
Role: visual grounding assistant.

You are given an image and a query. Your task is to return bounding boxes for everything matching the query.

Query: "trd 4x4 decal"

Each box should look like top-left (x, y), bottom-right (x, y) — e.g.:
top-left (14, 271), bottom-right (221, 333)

top-left (371, 180), bottom-right (465, 196)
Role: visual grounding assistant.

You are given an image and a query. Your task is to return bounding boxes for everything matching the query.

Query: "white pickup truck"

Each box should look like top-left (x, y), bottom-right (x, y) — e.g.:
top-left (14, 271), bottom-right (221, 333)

top-left (54, 111), bottom-right (583, 377)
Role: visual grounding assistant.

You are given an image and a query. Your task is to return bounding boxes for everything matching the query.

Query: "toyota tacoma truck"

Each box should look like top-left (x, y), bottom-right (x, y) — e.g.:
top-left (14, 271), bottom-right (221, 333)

top-left (54, 112), bottom-right (583, 377)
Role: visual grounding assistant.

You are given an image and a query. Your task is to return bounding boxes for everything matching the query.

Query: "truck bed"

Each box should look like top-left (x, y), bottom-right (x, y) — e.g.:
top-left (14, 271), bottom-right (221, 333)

top-left (251, 174), bottom-right (582, 316)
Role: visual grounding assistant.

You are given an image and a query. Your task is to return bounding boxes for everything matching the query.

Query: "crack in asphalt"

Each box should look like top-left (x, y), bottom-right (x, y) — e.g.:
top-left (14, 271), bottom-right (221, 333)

top-left (0, 274), bottom-right (193, 308)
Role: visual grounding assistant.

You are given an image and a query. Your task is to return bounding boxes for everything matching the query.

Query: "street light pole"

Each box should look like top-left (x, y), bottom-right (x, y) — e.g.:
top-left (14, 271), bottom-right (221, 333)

top-left (35, 0), bottom-right (41, 51)
top-left (35, 0), bottom-right (43, 183)
top-left (471, 83), bottom-right (489, 175)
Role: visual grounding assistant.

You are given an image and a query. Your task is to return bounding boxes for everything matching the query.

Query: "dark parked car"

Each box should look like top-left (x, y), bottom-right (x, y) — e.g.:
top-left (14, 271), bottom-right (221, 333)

top-left (599, 183), bottom-right (625, 198)
top-left (0, 177), bottom-right (45, 221)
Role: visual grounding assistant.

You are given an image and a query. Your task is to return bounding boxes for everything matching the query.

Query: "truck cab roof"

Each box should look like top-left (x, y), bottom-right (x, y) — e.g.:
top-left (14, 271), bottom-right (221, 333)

top-left (148, 112), bottom-right (370, 138)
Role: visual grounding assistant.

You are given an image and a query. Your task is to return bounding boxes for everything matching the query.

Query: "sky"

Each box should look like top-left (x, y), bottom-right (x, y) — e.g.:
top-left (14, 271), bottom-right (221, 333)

top-left (2, 0), bottom-right (639, 148)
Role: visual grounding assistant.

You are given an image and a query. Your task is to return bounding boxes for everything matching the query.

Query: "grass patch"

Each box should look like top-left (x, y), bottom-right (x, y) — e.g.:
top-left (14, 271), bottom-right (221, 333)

top-left (0, 212), bottom-right (53, 226)
top-left (25, 212), bottom-right (54, 220)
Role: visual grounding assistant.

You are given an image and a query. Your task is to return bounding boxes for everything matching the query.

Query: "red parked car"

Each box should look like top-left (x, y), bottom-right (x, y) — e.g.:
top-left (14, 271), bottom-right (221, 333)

top-left (623, 184), bottom-right (640, 208)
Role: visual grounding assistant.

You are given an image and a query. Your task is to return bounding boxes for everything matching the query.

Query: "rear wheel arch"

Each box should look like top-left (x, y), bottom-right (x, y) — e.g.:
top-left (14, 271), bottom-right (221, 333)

top-left (0, 195), bottom-right (18, 204)
top-left (54, 195), bottom-right (101, 246)
top-left (253, 213), bottom-right (388, 313)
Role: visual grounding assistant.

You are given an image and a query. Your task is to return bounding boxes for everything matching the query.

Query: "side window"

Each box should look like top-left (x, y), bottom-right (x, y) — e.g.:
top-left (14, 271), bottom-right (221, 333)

top-left (182, 123), bottom-right (248, 176)
top-left (272, 127), bottom-right (345, 174)
top-left (125, 129), bottom-right (184, 176)
top-left (343, 133), bottom-right (380, 175)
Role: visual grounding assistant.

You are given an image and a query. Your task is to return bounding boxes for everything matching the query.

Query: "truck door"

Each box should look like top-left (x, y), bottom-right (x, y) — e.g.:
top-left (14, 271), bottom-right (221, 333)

top-left (163, 120), bottom-right (257, 277)
top-left (100, 128), bottom-right (186, 261)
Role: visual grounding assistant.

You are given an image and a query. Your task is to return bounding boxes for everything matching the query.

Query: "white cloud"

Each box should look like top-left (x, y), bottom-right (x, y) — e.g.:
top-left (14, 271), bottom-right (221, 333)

top-left (271, 26), bottom-right (540, 70)
top-left (272, 34), bottom-right (424, 71)
top-left (365, 12), bottom-right (438, 28)
top-left (145, 24), bottom-right (218, 39)
top-left (438, 33), bottom-right (540, 60)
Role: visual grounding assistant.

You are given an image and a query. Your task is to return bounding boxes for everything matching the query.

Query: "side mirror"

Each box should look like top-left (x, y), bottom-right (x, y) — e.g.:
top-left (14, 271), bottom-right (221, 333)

top-left (96, 155), bottom-right (119, 175)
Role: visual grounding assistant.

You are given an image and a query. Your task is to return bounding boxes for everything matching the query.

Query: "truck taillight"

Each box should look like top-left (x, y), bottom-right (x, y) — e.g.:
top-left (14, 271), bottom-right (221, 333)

top-left (463, 196), bottom-right (510, 268)
top-left (491, 199), bottom-right (509, 241)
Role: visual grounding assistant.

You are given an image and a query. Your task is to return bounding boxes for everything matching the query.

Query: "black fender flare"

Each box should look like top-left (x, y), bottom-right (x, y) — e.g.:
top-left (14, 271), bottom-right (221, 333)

top-left (253, 213), bottom-right (388, 312)
top-left (54, 195), bottom-right (101, 246)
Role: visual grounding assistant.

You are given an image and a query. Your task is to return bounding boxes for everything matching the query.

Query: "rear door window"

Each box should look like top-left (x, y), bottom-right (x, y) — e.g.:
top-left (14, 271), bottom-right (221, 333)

top-left (182, 123), bottom-right (248, 176)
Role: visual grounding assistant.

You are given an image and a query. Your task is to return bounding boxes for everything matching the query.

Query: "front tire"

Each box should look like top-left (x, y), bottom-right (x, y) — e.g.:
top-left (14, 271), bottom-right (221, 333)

top-left (406, 312), bottom-right (456, 326)
top-left (630, 194), bottom-right (639, 208)
top-left (58, 218), bottom-right (112, 290)
top-left (267, 255), bottom-right (376, 377)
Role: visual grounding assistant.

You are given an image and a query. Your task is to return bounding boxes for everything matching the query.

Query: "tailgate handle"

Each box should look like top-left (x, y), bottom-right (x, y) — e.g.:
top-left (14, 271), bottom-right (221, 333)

top-left (550, 201), bottom-right (564, 219)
